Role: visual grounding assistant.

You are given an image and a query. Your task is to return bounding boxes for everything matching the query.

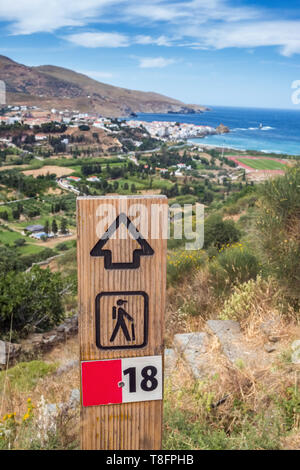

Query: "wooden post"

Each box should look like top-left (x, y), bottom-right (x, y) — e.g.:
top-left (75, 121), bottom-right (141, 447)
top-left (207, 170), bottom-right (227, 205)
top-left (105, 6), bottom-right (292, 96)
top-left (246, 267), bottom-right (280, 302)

top-left (77, 196), bottom-right (167, 450)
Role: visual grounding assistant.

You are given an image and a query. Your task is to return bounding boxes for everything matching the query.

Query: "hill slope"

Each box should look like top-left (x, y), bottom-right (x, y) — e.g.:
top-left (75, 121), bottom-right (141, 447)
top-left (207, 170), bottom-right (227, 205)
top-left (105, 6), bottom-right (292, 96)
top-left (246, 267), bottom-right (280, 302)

top-left (0, 55), bottom-right (207, 117)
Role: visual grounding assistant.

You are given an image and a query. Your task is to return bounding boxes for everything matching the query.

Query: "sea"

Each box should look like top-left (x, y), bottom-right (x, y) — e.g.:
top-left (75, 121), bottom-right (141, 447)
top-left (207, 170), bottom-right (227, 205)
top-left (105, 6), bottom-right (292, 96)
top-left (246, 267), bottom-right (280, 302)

top-left (131, 106), bottom-right (300, 156)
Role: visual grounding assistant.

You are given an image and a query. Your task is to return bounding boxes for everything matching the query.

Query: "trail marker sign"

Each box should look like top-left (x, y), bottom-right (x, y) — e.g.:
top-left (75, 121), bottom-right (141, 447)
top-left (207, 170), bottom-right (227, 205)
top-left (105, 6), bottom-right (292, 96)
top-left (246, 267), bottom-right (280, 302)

top-left (77, 196), bottom-right (167, 450)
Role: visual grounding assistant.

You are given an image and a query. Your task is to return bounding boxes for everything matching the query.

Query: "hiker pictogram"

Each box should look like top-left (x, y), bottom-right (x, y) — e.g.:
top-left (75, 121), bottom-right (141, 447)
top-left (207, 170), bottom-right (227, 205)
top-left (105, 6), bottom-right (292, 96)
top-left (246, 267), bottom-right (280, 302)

top-left (110, 299), bottom-right (136, 343)
top-left (95, 291), bottom-right (149, 350)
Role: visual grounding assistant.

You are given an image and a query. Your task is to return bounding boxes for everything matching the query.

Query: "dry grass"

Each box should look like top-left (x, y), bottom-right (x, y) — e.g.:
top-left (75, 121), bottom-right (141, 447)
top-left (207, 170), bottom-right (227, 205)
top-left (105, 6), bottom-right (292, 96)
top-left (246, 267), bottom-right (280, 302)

top-left (22, 166), bottom-right (74, 178)
top-left (165, 268), bottom-right (222, 347)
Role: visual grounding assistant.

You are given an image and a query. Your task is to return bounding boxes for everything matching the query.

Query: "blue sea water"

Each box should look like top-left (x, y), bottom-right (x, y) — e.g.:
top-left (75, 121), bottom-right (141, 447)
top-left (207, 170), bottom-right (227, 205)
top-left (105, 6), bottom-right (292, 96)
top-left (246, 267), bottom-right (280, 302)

top-left (133, 106), bottom-right (300, 156)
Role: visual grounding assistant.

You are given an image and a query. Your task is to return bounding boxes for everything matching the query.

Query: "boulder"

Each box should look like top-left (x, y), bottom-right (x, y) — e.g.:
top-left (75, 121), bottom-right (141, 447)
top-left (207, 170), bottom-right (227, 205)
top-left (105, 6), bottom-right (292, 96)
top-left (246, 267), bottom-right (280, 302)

top-left (55, 359), bottom-right (79, 376)
top-left (173, 332), bottom-right (210, 378)
top-left (206, 320), bottom-right (263, 367)
top-left (164, 349), bottom-right (177, 378)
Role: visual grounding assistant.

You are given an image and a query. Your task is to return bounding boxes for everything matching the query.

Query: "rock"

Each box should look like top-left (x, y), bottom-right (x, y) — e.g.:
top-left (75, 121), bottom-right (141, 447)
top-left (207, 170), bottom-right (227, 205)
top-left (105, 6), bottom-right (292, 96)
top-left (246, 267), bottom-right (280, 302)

top-left (173, 332), bottom-right (210, 379)
top-left (0, 341), bottom-right (6, 365)
top-left (164, 349), bottom-right (177, 377)
top-left (69, 388), bottom-right (80, 408)
top-left (291, 350), bottom-right (300, 365)
top-left (206, 320), bottom-right (262, 367)
top-left (55, 360), bottom-right (79, 376)
top-left (268, 336), bottom-right (280, 343)
top-left (260, 319), bottom-right (281, 339)
top-left (264, 343), bottom-right (277, 353)
top-left (46, 403), bottom-right (60, 415)
top-left (216, 123), bottom-right (230, 134)
top-left (174, 332), bottom-right (207, 354)
top-left (56, 325), bottom-right (66, 333)
top-left (0, 341), bottom-right (22, 363)
top-left (291, 340), bottom-right (300, 351)
top-left (291, 340), bottom-right (300, 364)
top-left (29, 334), bottom-right (44, 344)
top-left (42, 335), bottom-right (59, 346)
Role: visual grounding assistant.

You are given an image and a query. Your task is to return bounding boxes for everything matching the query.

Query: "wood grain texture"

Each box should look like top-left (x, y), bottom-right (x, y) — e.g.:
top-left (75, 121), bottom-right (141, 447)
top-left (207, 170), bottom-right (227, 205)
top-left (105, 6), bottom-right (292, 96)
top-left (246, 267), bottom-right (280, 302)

top-left (77, 196), bottom-right (167, 450)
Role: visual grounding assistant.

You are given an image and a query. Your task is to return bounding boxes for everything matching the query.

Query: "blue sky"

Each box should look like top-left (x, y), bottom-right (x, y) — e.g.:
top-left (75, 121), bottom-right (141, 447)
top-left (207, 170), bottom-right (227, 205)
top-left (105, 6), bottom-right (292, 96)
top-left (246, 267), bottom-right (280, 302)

top-left (0, 0), bottom-right (300, 109)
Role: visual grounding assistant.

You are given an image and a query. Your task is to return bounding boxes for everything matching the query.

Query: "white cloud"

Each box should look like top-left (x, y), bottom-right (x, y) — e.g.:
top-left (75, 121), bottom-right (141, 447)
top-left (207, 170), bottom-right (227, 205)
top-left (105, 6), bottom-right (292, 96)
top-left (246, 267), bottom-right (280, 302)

top-left (0, 0), bottom-right (300, 58)
top-left (0, 0), bottom-right (121, 35)
top-left (123, 0), bottom-right (259, 24)
top-left (0, 0), bottom-right (259, 35)
top-left (66, 32), bottom-right (129, 48)
top-left (185, 21), bottom-right (300, 57)
top-left (135, 35), bottom-right (172, 46)
top-left (138, 57), bottom-right (176, 68)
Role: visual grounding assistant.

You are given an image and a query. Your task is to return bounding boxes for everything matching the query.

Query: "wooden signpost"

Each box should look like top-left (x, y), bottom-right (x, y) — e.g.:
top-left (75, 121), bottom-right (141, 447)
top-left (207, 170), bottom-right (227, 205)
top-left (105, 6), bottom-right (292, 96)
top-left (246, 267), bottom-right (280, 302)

top-left (77, 196), bottom-right (167, 450)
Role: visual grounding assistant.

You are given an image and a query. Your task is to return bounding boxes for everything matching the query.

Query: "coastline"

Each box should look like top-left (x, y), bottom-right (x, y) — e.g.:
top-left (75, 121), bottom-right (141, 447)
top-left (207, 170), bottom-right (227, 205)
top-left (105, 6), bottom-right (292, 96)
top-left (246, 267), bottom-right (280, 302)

top-left (130, 108), bottom-right (300, 156)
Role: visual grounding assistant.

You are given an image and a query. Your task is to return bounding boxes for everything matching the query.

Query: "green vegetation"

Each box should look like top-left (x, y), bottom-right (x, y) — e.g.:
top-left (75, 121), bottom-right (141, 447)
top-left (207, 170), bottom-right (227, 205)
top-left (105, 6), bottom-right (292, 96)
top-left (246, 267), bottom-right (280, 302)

top-left (163, 380), bottom-right (283, 450)
top-left (0, 361), bottom-right (57, 393)
top-left (1, 124), bottom-right (300, 450)
top-left (204, 214), bottom-right (241, 249)
top-left (256, 167), bottom-right (300, 303)
top-left (0, 266), bottom-right (66, 340)
top-left (209, 245), bottom-right (260, 293)
top-left (237, 158), bottom-right (286, 170)
top-left (167, 250), bottom-right (206, 285)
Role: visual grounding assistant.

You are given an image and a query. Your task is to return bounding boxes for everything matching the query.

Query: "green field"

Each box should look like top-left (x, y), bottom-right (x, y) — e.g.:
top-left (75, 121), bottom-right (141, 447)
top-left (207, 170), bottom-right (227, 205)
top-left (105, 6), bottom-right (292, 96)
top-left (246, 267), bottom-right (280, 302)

top-left (238, 158), bottom-right (286, 170)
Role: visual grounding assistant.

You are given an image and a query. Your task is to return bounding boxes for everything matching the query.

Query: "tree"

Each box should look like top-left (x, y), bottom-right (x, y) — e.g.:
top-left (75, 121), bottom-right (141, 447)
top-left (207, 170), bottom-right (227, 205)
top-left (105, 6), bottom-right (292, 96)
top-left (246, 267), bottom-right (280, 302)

top-left (52, 219), bottom-right (58, 236)
top-left (0, 266), bottom-right (65, 337)
top-left (0, 211), bottom-right (8, 221)
top-left (60, 218), bottom-right (68, 234)
top-left (44, 220), bottom-right (50, 235)
top-left (12, 209), bottom-right (20, 220)
top-left (131, 184), bottom-right (137, 194)
top-left (14, 238), bottom-right (26, 248)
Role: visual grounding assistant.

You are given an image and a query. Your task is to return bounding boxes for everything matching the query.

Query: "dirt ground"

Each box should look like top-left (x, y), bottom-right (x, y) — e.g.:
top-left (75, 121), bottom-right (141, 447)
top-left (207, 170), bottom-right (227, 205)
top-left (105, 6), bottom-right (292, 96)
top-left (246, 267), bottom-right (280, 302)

top-left (45, 187), bottom-right (64, 195)
top-left (37, 233), bottom-right (76, 249)
top-left (140, 189), bottom-right (161, 195)
top-left (0, 164), bottom-right (28, 171)
top-left (22, 166), bottom-right (74, 178)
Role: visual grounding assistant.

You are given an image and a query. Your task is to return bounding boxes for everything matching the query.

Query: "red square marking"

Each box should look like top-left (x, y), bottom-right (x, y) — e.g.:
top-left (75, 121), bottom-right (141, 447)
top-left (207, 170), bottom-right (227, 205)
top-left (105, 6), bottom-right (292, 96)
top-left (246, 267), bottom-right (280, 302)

top-left (81, 359), bottom-right (122, 407)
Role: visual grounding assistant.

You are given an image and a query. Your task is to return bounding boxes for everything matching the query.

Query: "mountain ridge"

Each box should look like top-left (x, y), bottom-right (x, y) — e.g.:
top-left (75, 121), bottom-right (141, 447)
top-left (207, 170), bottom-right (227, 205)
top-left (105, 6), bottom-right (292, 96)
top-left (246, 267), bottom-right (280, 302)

top-left (0, 55), bottom-right (208, 117)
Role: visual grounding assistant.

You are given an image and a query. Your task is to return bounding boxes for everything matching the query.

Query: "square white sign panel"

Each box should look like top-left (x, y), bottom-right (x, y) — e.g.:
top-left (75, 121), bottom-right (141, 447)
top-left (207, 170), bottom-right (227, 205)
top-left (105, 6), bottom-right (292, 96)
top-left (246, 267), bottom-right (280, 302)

top-left (121, 355), bottom-right (163, 404)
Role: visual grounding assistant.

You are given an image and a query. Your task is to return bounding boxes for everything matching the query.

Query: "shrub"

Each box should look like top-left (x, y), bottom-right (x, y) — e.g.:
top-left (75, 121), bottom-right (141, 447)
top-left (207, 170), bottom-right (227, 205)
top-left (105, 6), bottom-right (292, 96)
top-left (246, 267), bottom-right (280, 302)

top-left (256, 167), bottom-right (300, 303)
top-left (167, 250), bottom-right (206, 285)
top-left (56, 242), bottom-right (68, 251)
top-left (276, 386), bottom-right (300, 432)
top-left (209, 245), bottom-right (260, 293)
top-left (14, 238), bottom-right (26, 248)
top-left (219, 276), bottom-right (279, 326)
top-left (0, 266), bottom-right (65, 338)
top-left (204, 214), bottom-right (240, 249)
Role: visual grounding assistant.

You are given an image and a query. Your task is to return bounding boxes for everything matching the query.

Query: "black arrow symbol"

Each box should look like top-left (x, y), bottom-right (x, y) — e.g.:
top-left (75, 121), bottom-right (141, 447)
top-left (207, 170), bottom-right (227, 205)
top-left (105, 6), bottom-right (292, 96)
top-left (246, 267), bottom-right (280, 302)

top-left (90, 213), bottom-right (154, 270)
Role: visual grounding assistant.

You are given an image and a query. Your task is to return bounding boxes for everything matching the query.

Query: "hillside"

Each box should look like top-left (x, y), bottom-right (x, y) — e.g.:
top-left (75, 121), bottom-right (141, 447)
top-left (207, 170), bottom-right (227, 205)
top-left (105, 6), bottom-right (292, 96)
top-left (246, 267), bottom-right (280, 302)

top-left (0, 55), bottom-right (207, 117)
top-left (1, 167), bottom-right (300, 450)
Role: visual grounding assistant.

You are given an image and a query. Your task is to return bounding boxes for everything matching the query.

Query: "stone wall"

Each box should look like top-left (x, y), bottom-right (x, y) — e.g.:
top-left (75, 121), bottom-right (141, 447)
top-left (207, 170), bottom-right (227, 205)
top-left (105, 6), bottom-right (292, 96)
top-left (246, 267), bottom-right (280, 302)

top-left (0, 314), bottom-right (78, 369)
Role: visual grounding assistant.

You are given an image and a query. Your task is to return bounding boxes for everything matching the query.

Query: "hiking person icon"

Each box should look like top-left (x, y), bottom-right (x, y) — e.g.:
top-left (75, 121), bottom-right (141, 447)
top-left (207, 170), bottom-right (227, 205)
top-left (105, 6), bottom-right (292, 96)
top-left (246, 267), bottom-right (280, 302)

top-left (110, 299), bottom-right (136, 343)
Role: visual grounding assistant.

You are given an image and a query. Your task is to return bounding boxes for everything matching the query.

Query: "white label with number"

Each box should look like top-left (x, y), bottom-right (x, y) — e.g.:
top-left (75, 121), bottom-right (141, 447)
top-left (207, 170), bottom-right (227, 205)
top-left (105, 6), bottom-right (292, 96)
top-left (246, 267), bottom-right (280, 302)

top-left (121, 355), bottom-right (163, 403)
